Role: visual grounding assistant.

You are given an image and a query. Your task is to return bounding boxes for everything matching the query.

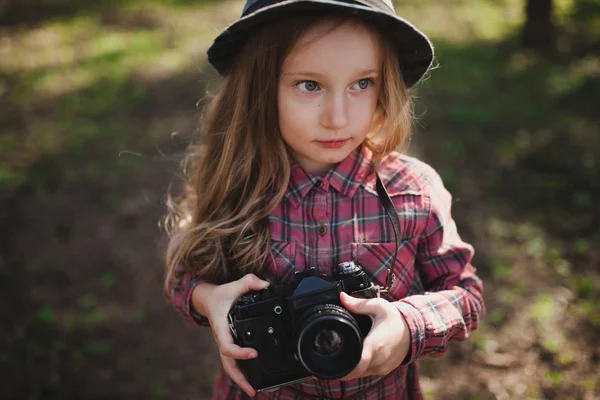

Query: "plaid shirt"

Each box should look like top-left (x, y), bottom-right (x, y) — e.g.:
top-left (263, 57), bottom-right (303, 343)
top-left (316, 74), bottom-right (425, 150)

top-left (167, 145), bottom-right (485, 399)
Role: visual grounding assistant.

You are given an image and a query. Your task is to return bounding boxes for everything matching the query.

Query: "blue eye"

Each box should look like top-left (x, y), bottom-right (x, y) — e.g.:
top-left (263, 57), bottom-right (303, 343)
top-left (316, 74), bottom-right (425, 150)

top-left (352, 79), bottom-right (373, 91)
top-left (297, 81), bottom-right (320, 92)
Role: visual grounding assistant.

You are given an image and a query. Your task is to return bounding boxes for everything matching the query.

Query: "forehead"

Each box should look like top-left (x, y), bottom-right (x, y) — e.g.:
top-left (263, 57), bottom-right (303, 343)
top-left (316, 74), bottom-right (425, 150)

top-left (282, 19), bottom-right (381, 73)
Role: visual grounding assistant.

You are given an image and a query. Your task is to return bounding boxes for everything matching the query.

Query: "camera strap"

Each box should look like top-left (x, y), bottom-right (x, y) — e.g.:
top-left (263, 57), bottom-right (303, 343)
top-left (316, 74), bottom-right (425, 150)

top-left (375, 172), bottom-right (400, 293)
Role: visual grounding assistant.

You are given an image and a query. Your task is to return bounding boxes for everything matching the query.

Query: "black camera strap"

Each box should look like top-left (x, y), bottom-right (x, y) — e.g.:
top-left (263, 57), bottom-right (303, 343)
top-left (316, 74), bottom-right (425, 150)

top-left (375, 172), bottom-right (400, 292)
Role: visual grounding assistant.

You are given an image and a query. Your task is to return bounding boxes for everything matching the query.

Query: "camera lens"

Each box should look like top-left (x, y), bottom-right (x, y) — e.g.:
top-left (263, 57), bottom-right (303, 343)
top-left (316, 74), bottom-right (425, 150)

top-left (314, 328), bottom-right (344, 356)
top-left (296, 304), bottom-right (363, 379)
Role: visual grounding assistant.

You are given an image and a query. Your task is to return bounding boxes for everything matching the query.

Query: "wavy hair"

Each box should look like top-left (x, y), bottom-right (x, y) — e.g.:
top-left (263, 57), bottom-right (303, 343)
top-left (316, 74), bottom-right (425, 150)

top-left (164, 12), bottom-right (414, 290)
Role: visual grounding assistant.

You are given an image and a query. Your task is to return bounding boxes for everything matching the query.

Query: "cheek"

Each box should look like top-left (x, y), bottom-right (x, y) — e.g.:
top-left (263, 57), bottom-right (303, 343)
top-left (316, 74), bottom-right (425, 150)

top-left (277, 89), bottom-right (293, 141)
top-left (352, 95), bottom-right (379, 131)
top-left (278, 97), bottom-right (314, 140)
top-left (278, 102), bottom-right (296, 141)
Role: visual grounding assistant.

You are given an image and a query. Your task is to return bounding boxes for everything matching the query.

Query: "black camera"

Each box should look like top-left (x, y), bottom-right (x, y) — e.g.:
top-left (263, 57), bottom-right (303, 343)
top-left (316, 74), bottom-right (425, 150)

top-left (228, 262), bottom-right (382, 392)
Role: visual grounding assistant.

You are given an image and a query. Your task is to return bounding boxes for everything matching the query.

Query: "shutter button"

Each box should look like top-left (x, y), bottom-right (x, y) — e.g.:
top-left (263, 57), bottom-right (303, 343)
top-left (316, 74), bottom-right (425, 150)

top-left (317, 225), bottom-right (328, 236)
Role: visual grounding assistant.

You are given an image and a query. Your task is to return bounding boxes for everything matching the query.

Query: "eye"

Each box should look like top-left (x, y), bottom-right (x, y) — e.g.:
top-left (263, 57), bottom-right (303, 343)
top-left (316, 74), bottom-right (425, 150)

top-left (352, 78), bottom-right (374, 91)
top-left (297, 81), bottom-right (320, 92)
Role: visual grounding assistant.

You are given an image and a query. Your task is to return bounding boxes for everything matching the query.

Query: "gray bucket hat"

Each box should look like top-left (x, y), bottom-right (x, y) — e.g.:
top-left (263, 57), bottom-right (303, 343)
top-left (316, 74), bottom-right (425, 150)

top-left (207, 0), bottom-right (435, 88)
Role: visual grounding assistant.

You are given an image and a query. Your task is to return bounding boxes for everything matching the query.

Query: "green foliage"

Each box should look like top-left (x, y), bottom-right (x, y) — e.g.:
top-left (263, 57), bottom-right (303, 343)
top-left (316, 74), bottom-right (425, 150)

top-left (544, 370), bottom-right (564, 385)
top-left (574, 239), bottom-right (591, 255)
top-left (532, 294), bottom-right (557, 326)
top-left (567, 0), bottom-right (600, 41)
top-left (557, 351), bottom-right (575, 366)
top-left (62, 314), bottom-right (77, 331)
top-left (0, 167), bottom-right (24, 187)
top-left (38, 306), bottom-right (56, 325)
top-left (27, 339), bottom-right (43, 356)
top-left (542, 337), bottom-right (563, 353)
top-left (84, 310), bottom-right (106, 324)
top-left (490, 257), bottom-right (511, 281)
top-left (576, 299), bottom-right (600, 327)
top-left (438, 169), bottom-right (457, 190)
top-left (53, 339), bottom-right (67, 351)
top-left (134, 311), bottom-right (147, 323)
top-left (574, 275), bottom-right (595, 298)
top-left (584, 379), bottom-right (598, 391)
top-left (152, 384), bottom-right (168, 399)
top-left (101, 272), bottom-right (117, 288)
top-left (84, 340), bottom-right (113, 354)
top-left (77, 294), bottom-right (98, 310)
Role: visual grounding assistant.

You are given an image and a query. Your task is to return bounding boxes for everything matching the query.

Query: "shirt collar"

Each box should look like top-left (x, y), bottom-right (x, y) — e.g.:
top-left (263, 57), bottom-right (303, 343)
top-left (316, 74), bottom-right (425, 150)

top-left (285, 144), bottom-right (374, 206)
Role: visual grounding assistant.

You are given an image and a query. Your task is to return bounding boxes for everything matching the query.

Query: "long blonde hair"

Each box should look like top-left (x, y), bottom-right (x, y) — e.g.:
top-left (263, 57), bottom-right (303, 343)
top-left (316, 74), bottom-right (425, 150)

top-left (164, 12), bottom-right (413, 290)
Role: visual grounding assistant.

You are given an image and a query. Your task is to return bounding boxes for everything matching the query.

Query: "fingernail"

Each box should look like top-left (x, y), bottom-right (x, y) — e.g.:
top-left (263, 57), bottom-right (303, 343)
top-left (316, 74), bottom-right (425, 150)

top-left (248, 351), bottom-right (258, 359)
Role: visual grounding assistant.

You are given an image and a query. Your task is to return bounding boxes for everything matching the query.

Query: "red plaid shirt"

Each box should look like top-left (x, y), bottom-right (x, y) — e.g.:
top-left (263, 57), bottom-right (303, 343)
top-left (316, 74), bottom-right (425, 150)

top-left (166, 145), bottom-right (485, 399)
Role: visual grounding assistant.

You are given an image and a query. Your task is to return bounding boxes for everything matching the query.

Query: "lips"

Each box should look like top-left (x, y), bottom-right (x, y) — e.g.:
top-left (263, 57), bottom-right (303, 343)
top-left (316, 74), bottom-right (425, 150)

top-left (316, 139), bottom-right (349, 149)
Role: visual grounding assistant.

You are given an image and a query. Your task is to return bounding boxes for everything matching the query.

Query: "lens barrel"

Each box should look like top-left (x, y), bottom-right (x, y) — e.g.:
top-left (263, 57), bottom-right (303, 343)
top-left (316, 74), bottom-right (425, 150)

top-left (295, 304), bottom-right (363, 379)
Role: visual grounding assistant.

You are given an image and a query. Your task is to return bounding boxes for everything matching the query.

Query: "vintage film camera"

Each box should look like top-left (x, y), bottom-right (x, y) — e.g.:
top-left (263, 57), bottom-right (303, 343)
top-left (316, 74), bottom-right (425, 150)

top-left (228, 175), bottom-right (400, 392)
top-left (228, 262), bottom-right (392, 392)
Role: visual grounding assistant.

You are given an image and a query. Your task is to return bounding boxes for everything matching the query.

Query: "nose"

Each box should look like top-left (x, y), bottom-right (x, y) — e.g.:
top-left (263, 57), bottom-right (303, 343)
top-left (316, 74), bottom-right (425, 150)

top-left (320, 92), bottom-right (348, 131)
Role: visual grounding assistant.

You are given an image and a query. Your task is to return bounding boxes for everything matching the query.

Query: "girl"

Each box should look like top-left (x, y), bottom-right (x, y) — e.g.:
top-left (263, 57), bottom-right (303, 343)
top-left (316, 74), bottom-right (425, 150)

top-left (164, 1), bottom-right (485, 399)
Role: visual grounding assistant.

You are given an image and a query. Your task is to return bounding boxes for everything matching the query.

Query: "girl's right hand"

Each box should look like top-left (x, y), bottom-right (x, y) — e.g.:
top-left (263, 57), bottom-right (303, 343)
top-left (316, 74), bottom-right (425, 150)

top-left (191, 274), bottom-right (270, 397)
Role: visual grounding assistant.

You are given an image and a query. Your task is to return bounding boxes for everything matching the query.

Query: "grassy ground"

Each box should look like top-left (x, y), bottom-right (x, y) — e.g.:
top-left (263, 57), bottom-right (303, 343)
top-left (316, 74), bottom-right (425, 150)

top-left (1, 0), bottom-right (599, 399)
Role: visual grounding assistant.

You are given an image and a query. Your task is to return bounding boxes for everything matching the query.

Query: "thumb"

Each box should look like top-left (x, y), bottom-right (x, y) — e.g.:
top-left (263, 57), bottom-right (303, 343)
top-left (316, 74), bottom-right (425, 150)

top-left (340, 292), bottom-right (380, 316)
top-left (234, 273), bottom-right (270, 295)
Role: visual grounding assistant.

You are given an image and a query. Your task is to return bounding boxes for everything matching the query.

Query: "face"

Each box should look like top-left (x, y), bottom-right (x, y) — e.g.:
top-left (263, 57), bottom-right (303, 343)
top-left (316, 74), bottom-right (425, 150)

top-left (278, 19), bottom-right (382, 176)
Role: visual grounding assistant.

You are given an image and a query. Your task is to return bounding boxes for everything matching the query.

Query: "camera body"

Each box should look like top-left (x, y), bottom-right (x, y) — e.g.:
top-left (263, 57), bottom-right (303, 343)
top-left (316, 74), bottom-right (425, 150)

top-left (228, 262), bottom-right (380, 392)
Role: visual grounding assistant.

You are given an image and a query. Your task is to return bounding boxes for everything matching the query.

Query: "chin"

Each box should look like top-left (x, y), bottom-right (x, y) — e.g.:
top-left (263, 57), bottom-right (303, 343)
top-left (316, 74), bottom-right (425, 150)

top-left (324, 150), bottom-right (353, 164)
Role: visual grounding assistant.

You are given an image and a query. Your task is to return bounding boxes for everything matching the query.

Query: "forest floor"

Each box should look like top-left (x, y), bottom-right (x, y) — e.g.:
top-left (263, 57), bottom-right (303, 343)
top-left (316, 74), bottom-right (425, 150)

top-left (1, 0), bottom-right (599, 399)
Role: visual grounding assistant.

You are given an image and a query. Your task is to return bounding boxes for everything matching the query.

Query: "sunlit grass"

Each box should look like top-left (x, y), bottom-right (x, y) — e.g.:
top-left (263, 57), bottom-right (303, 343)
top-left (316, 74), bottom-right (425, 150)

top-left (395, 0), bottom-right (524, 42)
top-left (0, 0), bottom-right (242, 187)
top-left (2, 3), bottom-right (234, 100)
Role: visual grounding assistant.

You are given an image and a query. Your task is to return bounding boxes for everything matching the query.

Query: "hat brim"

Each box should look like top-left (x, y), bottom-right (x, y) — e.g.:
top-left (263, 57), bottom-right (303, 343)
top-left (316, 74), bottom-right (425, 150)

top-left (207, 0), bottom-right (434, 88)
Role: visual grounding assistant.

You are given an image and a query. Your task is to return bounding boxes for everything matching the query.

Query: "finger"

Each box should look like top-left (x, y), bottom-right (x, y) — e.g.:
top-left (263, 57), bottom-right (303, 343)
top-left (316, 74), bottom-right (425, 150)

top-left (372, 365), bottom-right (394, 377)
top-left (211, 319), bottom-right (258, 360)
top-left (221, 354), bottom-right (256, 397)
top-left (339, 292), bottom-right (384, 317)
top-left (344, 327), bottom-right (389, 379)
top-left (232, 273), bottom-right (270, 295)
top-left (219, 341), bottom-right (258, 360)
top-left (341, 349), bottom-right (372, 381)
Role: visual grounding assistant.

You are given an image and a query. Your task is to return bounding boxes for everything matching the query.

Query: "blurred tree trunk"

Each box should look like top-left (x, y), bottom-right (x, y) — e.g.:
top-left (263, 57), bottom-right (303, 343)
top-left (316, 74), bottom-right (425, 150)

top-left (523, 0), bottom-right (557, 54)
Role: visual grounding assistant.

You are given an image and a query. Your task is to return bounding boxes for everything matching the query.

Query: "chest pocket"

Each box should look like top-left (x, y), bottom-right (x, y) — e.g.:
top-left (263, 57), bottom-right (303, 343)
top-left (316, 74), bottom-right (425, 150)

top-left (268, 241), bottom-right (297, 285)
top-left (351, 239), bottom-right (421, 301)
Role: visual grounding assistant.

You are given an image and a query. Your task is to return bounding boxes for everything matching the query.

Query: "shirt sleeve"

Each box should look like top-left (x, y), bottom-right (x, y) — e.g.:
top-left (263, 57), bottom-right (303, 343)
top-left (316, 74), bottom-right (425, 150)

top-left (392, 165), bottom-right (485, 364)
top-left (164, 264), bottom-right (211, 328)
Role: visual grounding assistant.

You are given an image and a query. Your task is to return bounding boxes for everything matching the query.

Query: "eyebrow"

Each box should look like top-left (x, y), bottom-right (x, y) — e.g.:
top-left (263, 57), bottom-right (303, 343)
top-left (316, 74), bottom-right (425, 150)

top-left (283, 68), bottom-right (379, 78)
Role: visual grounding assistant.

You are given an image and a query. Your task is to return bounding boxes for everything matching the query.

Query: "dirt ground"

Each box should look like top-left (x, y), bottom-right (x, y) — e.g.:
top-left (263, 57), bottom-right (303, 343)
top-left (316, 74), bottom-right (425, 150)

top-left (0, 63), bottom-right (225, 398)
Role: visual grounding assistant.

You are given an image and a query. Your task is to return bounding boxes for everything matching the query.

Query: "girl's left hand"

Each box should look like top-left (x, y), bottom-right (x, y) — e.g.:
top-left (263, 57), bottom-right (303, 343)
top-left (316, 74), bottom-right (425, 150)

top-left (339, 291), bottom-right (411, 380)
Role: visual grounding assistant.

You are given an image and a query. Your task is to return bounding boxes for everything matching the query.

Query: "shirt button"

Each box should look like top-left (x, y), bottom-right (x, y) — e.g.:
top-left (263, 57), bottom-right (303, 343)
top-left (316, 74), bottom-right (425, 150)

top-left (315, 179), bottom-right (322, 188)
top-left (317, 225), bottom-right (328, 236)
